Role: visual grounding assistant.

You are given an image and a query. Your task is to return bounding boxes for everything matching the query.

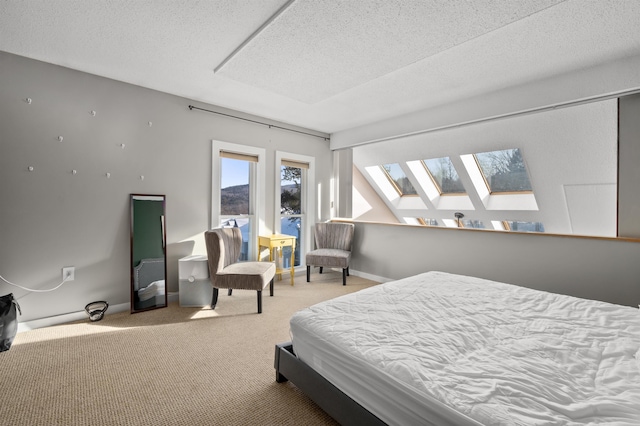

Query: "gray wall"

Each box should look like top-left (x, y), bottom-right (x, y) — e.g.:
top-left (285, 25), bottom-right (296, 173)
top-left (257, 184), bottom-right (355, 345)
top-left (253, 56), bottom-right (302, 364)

top-left (618, 93), bottom-right (640, 238)
top-left (345, 93), bottom-right (640, 309)
top-left (349, 221), bottom-right (640, 307)
top-left (0, 52), bottom-right (331, 322)
top-left (3, 50), bottom-right (639, 324)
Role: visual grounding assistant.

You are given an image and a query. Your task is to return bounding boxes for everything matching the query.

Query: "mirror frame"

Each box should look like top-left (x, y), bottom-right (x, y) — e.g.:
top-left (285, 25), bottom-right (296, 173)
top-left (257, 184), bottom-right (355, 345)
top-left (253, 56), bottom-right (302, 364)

top-left (130, 194), bottom-right (167, 313)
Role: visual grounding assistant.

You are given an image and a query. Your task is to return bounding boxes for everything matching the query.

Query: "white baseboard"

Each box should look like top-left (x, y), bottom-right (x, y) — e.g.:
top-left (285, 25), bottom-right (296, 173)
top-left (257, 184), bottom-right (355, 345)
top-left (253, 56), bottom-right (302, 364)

top-left (17, 302), bottom-right (130, 333)
top-left (349, 269), bottom-right (392, 284)
top-left (18, 293), bottom-right (180, 333)
top-left (16, 275), bottom-right (379, 333)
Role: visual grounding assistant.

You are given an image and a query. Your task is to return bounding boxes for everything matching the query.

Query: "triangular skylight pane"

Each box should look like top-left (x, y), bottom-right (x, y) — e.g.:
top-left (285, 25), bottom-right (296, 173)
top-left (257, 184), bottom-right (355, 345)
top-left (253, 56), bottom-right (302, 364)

top-left (423, 157), bottom-right (465, 194)
top-left (474, 148), bottom-right (532, 193)
top-left (381, 163), bottom-right (417, 196)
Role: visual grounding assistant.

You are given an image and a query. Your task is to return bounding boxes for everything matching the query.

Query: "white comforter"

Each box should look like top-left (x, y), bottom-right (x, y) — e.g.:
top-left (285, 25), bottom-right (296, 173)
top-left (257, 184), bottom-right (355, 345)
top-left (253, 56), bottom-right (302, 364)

top-left (290, 271), bottom-right (640, 425)
top-left (137, 279), bottom-right (165, 301)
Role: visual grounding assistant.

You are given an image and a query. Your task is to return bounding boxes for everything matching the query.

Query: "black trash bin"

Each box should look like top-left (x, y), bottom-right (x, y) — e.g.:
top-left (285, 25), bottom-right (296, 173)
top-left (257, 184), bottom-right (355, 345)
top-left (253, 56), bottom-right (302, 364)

top-left (1, 293), bottom-right (21, 352)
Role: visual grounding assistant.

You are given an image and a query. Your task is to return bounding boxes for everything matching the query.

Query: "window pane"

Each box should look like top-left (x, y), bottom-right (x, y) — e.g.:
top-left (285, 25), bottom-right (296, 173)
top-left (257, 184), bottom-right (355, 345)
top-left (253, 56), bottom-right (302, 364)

top-left (281, 161), bottom-right (306, 268)
top-left (220, 157), bottom-right (252, 260)
top-left (281, 165), bottom-right (302, 214)
top-left (505, 220), bottom-right (545, 232)
top-left (220, 217), bottom-right (250, 260)
top-left (381, 163), bottom-right (417, 195)
top-left (461, 219), bottom-right (485, 229)
top-left (474, 148), bottom-right (532, 192)
top-left (420, 218), bottom-right (439, 226)
top-left (220, 157), bottom-right (250, 215)
top-left (423, 157), bottom-right (465, 194)
top-left (280, 216), bottom-right (302, 267)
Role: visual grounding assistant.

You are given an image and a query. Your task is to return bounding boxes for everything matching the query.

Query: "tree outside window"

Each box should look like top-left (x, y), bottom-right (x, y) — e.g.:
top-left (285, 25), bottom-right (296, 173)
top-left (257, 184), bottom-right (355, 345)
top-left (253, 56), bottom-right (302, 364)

top-left (475, 148), bottom-right (532, 192)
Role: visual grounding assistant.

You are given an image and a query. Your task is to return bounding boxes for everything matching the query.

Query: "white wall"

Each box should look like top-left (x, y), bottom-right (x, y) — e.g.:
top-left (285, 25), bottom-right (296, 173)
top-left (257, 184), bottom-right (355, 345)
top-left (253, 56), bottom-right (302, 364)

top-left (331, 53), bottom-right (640, 149)
top-left (348, 221), bottom-right (640, 308)
top-left (0, 52), bottom-right (331, 323)
top-left (340, 53), bottom-right (640, 308)
top-left (352, 166), bottom-right (398, 223)
top-left (619, 94), bottom-right (640, 238)
top-left (352, 100), bottom-right (618, 236)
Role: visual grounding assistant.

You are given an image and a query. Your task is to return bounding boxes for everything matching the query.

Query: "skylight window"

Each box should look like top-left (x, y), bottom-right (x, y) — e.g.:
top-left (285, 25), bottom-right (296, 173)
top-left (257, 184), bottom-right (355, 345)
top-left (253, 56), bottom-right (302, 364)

top-left (461, 219), bottom-right (485, 229)
top-left (504, 220), bottom-right (544, 233)
top-left (422, 157), bottom-right (465, 195)
top-left (420, 218), bottom-right (439, 226)
top-left (474, 148), bottom-right (532, 193)
top-left (381, 163), bottom-right (417, 196)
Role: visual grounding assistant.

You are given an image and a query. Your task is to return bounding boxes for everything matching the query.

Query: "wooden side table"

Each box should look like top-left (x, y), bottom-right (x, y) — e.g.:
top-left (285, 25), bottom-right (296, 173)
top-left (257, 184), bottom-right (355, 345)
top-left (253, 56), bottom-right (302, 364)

top-left (258, 234), bottom-right (296, 285)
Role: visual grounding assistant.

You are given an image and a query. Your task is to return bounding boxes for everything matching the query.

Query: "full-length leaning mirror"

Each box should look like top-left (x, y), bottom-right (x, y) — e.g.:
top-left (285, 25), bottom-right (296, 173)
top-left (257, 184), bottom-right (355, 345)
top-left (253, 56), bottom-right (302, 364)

top-left (130, 194), bottom-right (167, 313)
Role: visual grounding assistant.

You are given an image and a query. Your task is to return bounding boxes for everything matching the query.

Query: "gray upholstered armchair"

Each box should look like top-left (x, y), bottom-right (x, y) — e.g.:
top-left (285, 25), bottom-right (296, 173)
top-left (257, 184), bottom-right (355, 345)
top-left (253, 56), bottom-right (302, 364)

top-left (305, 222), bottom-right (355, 285)
top-left (205, 228), bottom-right (276, 314)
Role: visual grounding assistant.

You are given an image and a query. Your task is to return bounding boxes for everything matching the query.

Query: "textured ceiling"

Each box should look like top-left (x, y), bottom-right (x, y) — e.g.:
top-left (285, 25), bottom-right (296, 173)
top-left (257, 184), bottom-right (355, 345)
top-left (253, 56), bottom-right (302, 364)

top-left (217, 0), bottom-right (563, 103)
top-left (1, 0), bottom-right (640, 134)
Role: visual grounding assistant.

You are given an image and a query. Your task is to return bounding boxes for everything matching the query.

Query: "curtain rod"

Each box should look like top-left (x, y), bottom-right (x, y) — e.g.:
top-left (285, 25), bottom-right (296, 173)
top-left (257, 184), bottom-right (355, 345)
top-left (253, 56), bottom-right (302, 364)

top-left (188, 105), bottom-right (329, 141)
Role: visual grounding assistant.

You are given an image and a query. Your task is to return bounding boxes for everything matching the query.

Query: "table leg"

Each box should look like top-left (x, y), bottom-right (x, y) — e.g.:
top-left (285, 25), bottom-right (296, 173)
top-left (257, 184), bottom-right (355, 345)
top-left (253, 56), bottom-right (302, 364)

top-left (289, 243), bottom-right (295, 286)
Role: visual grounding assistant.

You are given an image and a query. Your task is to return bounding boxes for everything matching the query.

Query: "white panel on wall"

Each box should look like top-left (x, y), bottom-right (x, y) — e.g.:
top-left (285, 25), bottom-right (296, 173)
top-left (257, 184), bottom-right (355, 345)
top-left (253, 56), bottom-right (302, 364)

top-left (564, 184), bottom-right (617, 237)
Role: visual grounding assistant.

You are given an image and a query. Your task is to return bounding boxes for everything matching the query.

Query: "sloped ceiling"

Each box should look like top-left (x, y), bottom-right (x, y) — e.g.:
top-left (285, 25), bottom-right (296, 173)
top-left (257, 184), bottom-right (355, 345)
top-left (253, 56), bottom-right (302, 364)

top-left (1, 0), bottom-right (639, 135)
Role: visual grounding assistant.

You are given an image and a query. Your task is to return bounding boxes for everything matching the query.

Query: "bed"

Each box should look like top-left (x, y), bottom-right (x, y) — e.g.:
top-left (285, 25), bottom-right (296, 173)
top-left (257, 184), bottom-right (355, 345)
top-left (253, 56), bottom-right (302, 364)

top-left (274, 271), bottom-right (640, 425)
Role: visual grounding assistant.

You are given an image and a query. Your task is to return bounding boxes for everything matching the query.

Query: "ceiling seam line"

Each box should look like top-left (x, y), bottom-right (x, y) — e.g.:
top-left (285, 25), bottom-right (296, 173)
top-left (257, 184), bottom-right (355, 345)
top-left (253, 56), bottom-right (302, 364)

top-left (188, 105), bottom-right (329, 140)
top-left (213, 0), bottom-right (297, 74)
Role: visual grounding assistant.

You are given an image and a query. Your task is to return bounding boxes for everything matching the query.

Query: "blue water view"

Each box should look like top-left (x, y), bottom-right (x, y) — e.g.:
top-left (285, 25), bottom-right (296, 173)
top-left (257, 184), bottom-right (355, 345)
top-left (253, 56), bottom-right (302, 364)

top-left (221, 217), bottom-right (302, 266)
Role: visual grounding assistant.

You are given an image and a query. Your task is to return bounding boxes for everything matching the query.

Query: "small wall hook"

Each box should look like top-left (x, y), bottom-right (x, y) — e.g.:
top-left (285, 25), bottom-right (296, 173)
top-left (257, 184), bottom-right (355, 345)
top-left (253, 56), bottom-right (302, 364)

top-left (148, 121), bottom-right (153, 127)
top-left (90, 110), bottom-right (96, 116)
top-left (72, 170), bottom-right (78, 175)
top-left (120, 143), bottom-right (125, 149)
top-left (106, 172), bottom-right (111, 178)
top-left (25, 98), bottom-right (32, 104)
top-left (58, 136), bottom-right (64, 142)
top-left (140, 175), bottom-right (144, 181)
top-left (28, 166), bottom-right (34, 172)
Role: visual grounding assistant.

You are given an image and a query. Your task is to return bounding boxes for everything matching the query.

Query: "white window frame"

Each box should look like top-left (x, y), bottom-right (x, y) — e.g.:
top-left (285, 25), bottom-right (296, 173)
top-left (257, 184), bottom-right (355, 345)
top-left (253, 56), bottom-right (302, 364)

top-left (212, 140), bottom-right (266, 260)
top-left (275, 151), bottom-right (315, 270)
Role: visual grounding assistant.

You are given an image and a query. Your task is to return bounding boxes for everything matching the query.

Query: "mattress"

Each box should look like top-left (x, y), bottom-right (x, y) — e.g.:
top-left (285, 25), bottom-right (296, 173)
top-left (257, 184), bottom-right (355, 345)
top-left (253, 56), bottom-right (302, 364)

top-left (137, 280), bottom-right (165, 301)
top-left (290, 271), bottom-right (640, 425)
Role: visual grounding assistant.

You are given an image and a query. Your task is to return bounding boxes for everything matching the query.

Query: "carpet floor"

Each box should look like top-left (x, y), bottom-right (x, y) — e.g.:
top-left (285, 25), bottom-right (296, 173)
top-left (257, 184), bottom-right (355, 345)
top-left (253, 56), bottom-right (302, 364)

top-left (1, 272), bottom-right (379, 426)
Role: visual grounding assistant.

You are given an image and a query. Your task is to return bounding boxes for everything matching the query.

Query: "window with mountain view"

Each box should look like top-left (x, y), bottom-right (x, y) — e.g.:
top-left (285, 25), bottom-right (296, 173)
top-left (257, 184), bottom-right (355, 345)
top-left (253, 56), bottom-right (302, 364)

top-left (474, 148), bottom-right (532, 193)
top-left (219, 152), bottom-right (257, 260)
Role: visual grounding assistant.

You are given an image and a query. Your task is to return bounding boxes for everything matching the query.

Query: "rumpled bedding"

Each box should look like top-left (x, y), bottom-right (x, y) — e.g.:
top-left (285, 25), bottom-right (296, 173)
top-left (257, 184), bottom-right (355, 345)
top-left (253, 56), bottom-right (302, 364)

top-left (137, 280), bottom-right (165, 301)
top-left (290, 271), bottom-right (640, 425)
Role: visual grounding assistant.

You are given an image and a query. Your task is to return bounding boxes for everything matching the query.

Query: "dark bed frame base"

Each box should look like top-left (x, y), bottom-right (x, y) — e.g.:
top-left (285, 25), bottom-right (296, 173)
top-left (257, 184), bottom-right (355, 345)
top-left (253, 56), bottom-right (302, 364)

top-left (274, 342), bottom-right (387, 426)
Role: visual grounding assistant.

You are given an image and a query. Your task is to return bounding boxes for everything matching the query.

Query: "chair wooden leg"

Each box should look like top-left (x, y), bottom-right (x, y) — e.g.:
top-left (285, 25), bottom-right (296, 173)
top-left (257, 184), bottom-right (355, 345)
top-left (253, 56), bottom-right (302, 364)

top-left (319, 267), bottom-right (323, 274)
top-left (306, 265), bottom-right (310, 282)
top-left (257, 290), bottom-right (262, 314)
top-left (228, 289), bottom-right (233, 296)
top-left (211, 288), bottom-right (219, 309)
top-left (342, 268), bottom-right (347, 286)
top-left (270, 278), bottom-right (274, 296)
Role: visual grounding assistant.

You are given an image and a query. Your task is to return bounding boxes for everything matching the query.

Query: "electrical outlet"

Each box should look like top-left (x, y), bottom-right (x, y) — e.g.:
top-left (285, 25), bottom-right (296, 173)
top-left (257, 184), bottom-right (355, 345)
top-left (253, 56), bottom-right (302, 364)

top-left (62, 266), bottom-right (75, 281)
